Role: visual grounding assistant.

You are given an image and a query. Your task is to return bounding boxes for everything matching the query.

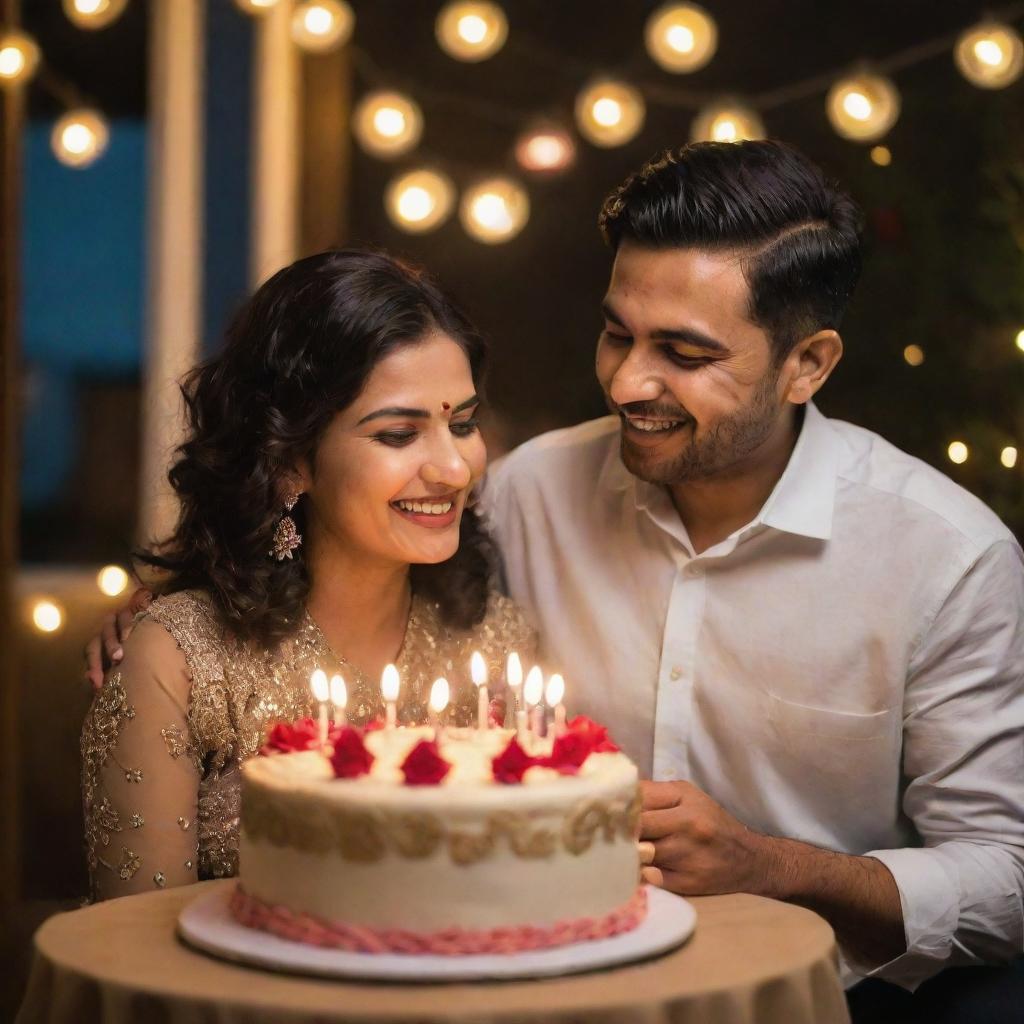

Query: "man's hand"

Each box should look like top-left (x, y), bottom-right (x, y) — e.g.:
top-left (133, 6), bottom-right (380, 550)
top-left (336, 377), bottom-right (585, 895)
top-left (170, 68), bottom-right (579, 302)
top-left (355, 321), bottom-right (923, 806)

top-left (638, 779), bottom-right (770, 896)
top-left (83, 587), bottom-right (153, 691)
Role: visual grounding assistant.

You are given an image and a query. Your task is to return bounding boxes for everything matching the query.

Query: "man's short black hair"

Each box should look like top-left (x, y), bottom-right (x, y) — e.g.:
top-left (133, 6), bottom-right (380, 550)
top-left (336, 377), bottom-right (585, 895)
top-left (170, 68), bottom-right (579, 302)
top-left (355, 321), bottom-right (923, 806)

top-left (599, 140), bottom-right (864, 362)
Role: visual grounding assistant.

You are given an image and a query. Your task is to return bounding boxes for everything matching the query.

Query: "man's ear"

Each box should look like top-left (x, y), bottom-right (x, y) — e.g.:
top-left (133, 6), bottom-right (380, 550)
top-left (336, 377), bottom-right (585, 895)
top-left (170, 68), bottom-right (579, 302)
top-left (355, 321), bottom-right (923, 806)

top-left (782, 329), bottom-right (843, 405)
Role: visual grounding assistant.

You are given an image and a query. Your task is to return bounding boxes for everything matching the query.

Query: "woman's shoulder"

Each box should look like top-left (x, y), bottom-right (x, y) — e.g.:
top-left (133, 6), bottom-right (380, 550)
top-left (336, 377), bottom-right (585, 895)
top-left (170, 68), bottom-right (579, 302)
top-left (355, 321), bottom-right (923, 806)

top-left (139, 589), bottom-right (229, 684)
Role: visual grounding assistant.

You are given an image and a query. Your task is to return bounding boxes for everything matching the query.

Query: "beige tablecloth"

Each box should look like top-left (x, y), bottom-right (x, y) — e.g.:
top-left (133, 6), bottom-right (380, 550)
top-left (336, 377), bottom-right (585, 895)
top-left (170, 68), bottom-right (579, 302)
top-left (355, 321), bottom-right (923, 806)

top-left (17, 879), bottom-right (849, 1024)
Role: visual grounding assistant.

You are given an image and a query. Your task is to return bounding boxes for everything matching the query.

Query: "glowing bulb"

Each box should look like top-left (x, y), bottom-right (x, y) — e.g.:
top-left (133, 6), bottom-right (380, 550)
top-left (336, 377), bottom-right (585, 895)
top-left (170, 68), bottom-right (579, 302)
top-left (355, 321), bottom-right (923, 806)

top-left (436, 2), bottom-right (507, 62)
top-left (470, 651), bottom-right (488, 687)
top-left (233, 0), bottom-right (281, 12)
top-left (460, 177), bottom-right (529, 244)
top-left (575, 79), bottom-right (645, 147)
top-left (506, 652), bottom-right (523, 688)
top-left (1001, 446), bottom-right (1018, 469)
top-left (0, 32), bottom-right (40, 86)
top-left (429, 677), bottom-right (450, 714)
top-left (870, 145), bottom-right (892, 166)
top-left (1016, 329), bottom-right (1024, 353)
top-left (545, 673), bottom-right (565, 708)
top-left (955, 21), bottom-right (1023, 89)
top-left (311, 668), bottom-right (329, 703)
top-left (353, 91), bottom-right (422, 159)
top-left (97, 565), bottom-right (129, 597)
top-left (903, 344), bottom-right (924, 366)
top-left (290, 0), bottom-right (354, 54)
top-left (691, 99), bottom-right (764, 143)
top-left (827, 73), bottom-right (900, 142)
top-left (385, 169), bottom-right (454, 233)
top-left (63, 0), bottom-right (129, 30)
top-left (645, 2), bottom-right (717, 73)
top-left (523, 666), bottom-right (544, 707)
top-left (52, 109), bottom-right (109, 168)
top-left (381, 663), bottom-right (400, 703)
top-left (947, 441), bottom-right (969, 465)
top-left (32, 599), bottom-right (64, 634)
top-left (515, 125), bottom-right (575, 173)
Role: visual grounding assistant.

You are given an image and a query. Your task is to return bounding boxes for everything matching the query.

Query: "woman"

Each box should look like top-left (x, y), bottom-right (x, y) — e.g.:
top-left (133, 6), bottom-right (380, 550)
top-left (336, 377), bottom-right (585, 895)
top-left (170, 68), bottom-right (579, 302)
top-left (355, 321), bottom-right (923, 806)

top-left (81, 249), bottom-right (536, 901)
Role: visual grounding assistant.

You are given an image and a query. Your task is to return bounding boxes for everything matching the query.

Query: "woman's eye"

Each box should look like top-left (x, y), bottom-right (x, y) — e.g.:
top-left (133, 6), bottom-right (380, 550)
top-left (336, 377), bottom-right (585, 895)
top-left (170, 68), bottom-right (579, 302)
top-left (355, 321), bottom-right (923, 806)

top-left (451, 418), bottom-right (480, 437)
top-left (373, 431), bottom-right (417, 447)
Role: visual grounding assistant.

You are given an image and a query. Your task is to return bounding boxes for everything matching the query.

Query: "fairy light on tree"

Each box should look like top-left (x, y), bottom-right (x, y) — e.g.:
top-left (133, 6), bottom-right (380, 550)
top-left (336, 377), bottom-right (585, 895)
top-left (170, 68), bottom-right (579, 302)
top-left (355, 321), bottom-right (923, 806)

top-left (62, 0), bottom-right (129, 30)
top-left (1001, 447), bottom-right (1019, 470)
top-left (644, 2), bottom-right (717, 73)
top-left (385, 169), bottom-right (455, 233)
top-left (903, 345), bottom-right (924, 367)
top-left (954, 20), bottom-right (1023, 89)
top-left (460, 177), bottom-right (529, 244)
top-left (51, 108), bottom-right (110, 168)
top-left (233, 0), bottom-right (282, 13)
top-left (826, 72), bottom-right (900, 142)
top-left (31, 599), bottom-right (64, 634)
top-left (947, 441), bottom-right (969, 465)
top-left (575, 79), bottom-right (645, 148)
top-left (353, 91), bottom-right (422, 159)
top-left (291, 0), bottom-right (355, 54)
top-left (514, 123), bottom-right (575, 174)
top-left (436, 2), bottom-right (508, 62)
top-left (0, 30), bottom-right (40, 88)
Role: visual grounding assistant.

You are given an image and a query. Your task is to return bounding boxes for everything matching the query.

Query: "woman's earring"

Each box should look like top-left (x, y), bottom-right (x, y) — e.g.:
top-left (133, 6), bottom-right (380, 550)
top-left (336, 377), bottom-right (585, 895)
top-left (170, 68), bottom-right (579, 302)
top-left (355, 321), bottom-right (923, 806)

top-left (270, 489), bottom-right (302, 561)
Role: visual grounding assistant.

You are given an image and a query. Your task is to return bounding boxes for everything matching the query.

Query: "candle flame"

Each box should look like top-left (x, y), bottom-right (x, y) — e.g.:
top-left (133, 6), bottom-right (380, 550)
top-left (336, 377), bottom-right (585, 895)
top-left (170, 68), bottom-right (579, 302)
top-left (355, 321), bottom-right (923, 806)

top-left (523, 666), bottom-right (544, 707)
top-left (506, 651), bottom-right (523, 688)
top-left (381, 663), bottom-right (400, 702)
top-left (329, 674), bottom-right (347, 709)
top-left (545, 673), bottom-right (565, 707)
top-left (429, 677), bottom-right (450, 714)
top-left (310, 668), bottom-right (329, 702)
top-left (470, 650), bottom-right (488, 687)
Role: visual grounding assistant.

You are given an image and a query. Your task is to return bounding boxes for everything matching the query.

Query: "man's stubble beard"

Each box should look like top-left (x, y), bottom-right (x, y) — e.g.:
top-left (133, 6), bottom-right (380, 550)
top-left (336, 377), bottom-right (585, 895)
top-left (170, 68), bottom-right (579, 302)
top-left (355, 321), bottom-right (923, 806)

top-left (619, 369), bottom-right (782, 486)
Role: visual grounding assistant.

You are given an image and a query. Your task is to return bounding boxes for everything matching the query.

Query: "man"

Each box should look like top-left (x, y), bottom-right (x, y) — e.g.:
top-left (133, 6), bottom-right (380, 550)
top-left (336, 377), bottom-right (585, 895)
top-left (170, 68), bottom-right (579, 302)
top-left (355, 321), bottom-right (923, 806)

top-left (482, 140), bottom-right (1024, 1000)
top-left (89, 140), bottom-right (1023, 1011)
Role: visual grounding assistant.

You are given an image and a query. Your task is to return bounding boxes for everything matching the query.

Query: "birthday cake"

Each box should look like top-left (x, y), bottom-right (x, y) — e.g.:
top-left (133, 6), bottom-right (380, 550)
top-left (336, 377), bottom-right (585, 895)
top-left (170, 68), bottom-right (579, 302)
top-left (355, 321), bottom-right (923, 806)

top-left (231, 720), bottom-right (645, 954)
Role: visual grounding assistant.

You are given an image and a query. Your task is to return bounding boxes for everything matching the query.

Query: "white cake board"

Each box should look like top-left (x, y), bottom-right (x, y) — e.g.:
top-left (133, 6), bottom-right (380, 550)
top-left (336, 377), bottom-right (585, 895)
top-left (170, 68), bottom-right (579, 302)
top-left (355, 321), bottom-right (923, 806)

top-left (177, 884), bottom-right (696, 982)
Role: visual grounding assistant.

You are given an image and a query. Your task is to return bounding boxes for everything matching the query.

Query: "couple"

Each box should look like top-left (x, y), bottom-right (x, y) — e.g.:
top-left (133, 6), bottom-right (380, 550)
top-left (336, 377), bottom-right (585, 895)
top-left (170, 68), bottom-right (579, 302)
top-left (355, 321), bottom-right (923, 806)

top-left (83, 140), bottom-right (1024, 1007)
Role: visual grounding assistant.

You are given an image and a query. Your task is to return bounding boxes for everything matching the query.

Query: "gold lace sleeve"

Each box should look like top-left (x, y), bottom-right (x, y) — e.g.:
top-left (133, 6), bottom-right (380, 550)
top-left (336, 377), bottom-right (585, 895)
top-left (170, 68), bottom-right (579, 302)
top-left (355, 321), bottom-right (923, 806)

top-left (81, 618), bottom-right (201, 901)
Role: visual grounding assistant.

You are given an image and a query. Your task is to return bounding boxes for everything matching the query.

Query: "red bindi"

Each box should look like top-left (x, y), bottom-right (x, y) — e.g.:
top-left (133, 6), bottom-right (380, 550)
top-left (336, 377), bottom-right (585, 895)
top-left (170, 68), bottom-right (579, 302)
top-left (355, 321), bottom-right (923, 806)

top-left (442, 402), bottom-right (451, 411)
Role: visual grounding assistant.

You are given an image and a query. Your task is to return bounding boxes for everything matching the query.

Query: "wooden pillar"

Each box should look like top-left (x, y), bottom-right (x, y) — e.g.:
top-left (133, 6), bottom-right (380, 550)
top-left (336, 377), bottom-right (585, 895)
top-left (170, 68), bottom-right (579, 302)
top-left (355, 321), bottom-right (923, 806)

top-left (0, 0), bottom-right (24, 914)
top-left (251, 0), bottom-right (300, 287)
top-left (139, 0), bottom-right (206, 544)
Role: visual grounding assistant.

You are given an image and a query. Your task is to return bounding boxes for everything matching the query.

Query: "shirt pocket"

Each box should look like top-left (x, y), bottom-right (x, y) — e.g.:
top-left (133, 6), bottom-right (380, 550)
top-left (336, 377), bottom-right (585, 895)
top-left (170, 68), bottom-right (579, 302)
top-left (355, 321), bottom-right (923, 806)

top-left (763, 689), bottom-right (900, 743)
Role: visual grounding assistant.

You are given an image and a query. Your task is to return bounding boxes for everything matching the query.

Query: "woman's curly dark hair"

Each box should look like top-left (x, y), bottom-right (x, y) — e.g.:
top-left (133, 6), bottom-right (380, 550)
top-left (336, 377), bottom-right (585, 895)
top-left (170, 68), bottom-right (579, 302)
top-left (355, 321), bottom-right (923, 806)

top-left (135, 248), bottom-right (496, 646)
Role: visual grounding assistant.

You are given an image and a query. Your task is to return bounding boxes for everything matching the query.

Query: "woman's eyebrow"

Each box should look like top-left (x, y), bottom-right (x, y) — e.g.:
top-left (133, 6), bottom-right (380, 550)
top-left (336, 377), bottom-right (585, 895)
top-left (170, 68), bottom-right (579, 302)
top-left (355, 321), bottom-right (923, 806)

top-left (356, 394), bottom-right (478, 426)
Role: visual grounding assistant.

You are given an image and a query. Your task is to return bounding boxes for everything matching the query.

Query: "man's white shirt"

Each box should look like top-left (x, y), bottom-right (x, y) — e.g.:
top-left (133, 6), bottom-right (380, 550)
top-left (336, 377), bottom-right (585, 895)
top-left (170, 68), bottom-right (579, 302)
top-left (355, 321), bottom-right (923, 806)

top-left (483, 402), bottom-right (1024, 989)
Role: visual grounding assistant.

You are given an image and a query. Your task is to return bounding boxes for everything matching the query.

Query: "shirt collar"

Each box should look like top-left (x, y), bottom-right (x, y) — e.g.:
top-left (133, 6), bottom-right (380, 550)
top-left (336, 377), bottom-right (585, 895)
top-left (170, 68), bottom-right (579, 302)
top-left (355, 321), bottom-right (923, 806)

top-left (597, 402), bottom-right (840, 542)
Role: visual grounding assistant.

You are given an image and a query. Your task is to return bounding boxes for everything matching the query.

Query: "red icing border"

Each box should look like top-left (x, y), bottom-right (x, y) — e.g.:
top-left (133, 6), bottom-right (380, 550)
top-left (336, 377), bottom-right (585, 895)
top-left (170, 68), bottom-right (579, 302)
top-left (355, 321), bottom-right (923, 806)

top-left (230, 883), bottom-right (647, 955)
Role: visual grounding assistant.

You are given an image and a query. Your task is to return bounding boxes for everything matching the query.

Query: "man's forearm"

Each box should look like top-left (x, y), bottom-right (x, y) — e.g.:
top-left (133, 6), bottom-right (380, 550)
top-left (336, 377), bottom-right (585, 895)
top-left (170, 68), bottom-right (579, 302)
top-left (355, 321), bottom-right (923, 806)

top-left (752, 833), bottom-right (906, 968)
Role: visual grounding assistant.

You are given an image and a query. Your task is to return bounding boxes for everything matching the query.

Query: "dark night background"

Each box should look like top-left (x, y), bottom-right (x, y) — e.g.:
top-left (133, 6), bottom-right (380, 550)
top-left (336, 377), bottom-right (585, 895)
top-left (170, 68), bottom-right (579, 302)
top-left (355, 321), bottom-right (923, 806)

top-left (16, 0), bottom-right (1024, 560)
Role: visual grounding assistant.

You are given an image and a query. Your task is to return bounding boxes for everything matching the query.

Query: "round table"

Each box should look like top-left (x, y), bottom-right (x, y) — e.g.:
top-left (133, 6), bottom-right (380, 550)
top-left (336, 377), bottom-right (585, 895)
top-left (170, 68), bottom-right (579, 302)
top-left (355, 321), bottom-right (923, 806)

top-left (16, 879), bottom-right (849, 1024)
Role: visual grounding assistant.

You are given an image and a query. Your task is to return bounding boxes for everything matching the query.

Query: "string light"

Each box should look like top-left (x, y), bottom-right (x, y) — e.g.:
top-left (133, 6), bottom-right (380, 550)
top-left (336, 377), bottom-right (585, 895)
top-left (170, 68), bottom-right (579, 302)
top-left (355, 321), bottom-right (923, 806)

top-left (691, 99), bottom-right (764, 143)
top-left (644, 2), bottom-right (717, 73)
top-left (52, 109), bottom-right (110, 168)
top-left (575, 78), bottom-right (645, 148)
top-left (514, 122), bottom-right (575, 173)
top-left (0, 30), bottom-right (40, 88)
top-left (353, 91), bottom-right (422, 159)
top-left (97, 565), bottom-right (129, 597)
top-left (233, 0), bottom-right (282, 13)
top-left (826, 72), bottom-right (900, 142)
top-left (62, 0), bottom-right (129, 30)
top-left (291, 0), bottom-right (355, 53)
top-left (460, 177), bottom-right (529, 244)
top-left (31, 599), bottom-right (64, 634)
top-left (947, 441), bottom-right (969, 465)
top-left (903, 344), bottom-right (924, 366)
top-left (1001, 446), bottom-right (1019, 469)
top-left (436, 2), bottom-right (508, 63)
top-left (954, 20), bottom-right (1023, 89)
top-left (385, 169), bottom-right (455, 233)
top-left (870, 145), bottom-right (892, 166)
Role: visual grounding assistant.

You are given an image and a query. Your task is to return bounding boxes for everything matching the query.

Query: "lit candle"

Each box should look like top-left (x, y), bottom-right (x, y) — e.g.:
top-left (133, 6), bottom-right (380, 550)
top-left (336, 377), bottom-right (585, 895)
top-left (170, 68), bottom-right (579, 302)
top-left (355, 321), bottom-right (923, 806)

top-left (471, 651), bottom-right (488, 730)
top-left (330, 674), bottom-right (347, 729)
top-left (523, 665), bottom-right (544, 749)
top-left (506, 651), bottom-right (523, 729)
top-left (381, 663), bottom-right (400, 729)
top-left (546, 673), bottom-right (566, 736)
top-left (429, 677), bottom-right (450, 742)
top-left (310, 668), bottom-right (329, 748)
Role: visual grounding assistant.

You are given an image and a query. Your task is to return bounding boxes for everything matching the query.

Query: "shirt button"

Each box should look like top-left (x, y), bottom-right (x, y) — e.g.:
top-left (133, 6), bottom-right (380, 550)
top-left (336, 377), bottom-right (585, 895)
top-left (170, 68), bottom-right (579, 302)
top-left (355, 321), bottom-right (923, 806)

top-left (670, 666), bottom-right (682, 681)
top-left (687, 563), bottom-right (703, 577)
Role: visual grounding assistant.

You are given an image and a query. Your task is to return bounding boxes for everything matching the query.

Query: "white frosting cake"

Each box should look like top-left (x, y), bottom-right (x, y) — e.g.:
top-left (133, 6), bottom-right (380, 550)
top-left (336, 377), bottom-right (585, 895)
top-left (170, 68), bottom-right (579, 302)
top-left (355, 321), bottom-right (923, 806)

top-left (234, 725), bottom-right (644, 953)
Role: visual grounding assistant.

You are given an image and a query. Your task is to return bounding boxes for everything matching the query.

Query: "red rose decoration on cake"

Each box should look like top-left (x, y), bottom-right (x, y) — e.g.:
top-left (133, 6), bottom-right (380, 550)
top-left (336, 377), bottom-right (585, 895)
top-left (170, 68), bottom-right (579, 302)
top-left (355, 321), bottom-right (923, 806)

top-left (491, 737), bottom-right (536, 784)
top-left (259, 717), bottom-right (320, 756)
top-left (363, 717), bottom-right (386, 732)
top-left (566, 715), bottom-right (620, 753)
top-left (401, 739), bottom-right (451, 786)
top-left (543, 730), bottom-right (593, 774)
top-left (329, 727), bottom-right (374, 779)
